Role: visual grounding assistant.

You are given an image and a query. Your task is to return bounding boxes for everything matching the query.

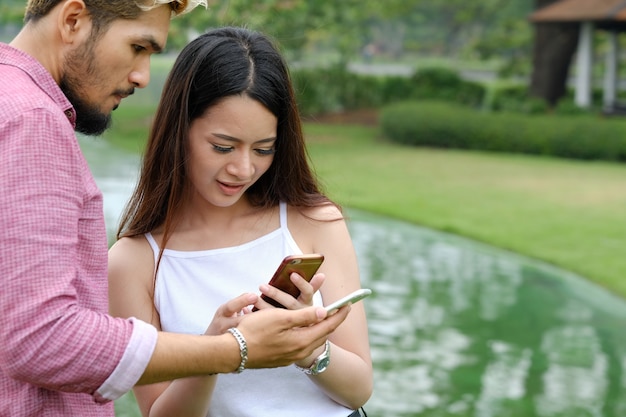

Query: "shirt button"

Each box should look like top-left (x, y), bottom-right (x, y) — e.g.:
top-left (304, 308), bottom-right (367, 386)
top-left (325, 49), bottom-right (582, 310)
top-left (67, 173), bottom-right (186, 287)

top-left (65, 110), bottom-right (73, 119)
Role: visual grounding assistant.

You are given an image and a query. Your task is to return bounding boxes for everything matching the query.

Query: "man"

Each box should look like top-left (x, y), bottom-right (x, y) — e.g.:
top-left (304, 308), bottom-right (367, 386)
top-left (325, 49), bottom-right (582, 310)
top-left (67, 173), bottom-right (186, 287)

top-left (0, 1), bottom-right (349, 416)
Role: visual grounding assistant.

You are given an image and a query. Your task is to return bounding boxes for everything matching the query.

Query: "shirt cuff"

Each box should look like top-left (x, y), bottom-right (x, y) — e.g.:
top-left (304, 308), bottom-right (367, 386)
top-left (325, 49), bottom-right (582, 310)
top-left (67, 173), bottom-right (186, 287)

top-left (94, 318), bottom-right (157, 402)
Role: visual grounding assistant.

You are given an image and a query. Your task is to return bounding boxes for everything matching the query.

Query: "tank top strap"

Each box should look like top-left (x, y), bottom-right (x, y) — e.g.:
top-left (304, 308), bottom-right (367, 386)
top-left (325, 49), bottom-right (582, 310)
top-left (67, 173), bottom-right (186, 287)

top-left (144, 232), bottom-right (160, 264)
top-left (279, 201), bottom-right (288, 230)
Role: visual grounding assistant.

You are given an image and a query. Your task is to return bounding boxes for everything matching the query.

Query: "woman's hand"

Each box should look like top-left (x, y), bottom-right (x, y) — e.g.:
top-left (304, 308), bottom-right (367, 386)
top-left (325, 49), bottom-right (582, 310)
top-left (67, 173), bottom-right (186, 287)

top-left (255, 272), bottom-right (325, 310)
top-left (203, 293), bottom-right (258, 335)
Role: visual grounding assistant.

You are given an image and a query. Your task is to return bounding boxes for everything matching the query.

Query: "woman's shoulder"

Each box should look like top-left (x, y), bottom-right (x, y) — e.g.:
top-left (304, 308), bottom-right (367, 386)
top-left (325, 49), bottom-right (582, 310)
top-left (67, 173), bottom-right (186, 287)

top-left (288, 202), bottom-right (344, 223)
top-left (286, 202), bottom-right (353, 254)
top-left (286, 203), bottom-right (347, 245)
top-left (108, 235), bottom-right (154, 273)
top-left (110, 234), bottom-right (151, 253)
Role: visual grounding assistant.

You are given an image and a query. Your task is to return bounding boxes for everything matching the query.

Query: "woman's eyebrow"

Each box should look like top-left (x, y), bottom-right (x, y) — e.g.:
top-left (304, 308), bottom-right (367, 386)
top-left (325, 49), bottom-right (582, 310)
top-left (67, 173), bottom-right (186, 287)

top-left (213, 133), bottom-right (277, 143)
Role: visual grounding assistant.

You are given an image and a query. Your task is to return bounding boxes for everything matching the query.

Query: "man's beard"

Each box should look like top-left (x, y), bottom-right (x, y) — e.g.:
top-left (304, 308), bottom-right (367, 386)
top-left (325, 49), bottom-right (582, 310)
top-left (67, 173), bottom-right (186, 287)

top-left (60, 77), bottom-right (112, 136)
top-left (59, 41), bottom-right (112, 136)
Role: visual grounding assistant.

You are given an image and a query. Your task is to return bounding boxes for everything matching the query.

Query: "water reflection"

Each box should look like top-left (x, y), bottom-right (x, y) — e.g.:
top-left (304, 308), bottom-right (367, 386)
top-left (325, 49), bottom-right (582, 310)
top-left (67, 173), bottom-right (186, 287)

top-left (80, 137), bottom-right (626, 417)
top-left (349, 211), bottom-right (626, 417)
top-left (78, 136), bottom-right (139, 243)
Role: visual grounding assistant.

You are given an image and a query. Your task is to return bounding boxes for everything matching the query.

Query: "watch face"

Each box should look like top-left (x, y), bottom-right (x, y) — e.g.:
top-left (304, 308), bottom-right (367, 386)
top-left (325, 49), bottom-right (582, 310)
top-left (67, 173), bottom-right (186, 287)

top-left (315, 357), bottom-right (330, 374)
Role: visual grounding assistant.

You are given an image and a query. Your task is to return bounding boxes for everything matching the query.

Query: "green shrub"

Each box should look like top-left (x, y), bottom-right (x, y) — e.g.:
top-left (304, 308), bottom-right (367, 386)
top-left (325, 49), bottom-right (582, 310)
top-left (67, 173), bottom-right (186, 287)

top-left (408, 67), bottom-right (486, 108)
top-left (489, 84), bottom-right (604, 115)
top-left (291, 65), bottom-right (486, 117)
top-left (488, 84), bottom-right (551, 114)
top-left (380, 76), bottom-right (416, 103)
top-left (292, 65), bottom-right (425, 117)
top-left (554, 98), bottom-right (591, 115)
top-left (380, 100), bottom-right (626, 162)
top-left (292, 66), bottom-right (345, 116)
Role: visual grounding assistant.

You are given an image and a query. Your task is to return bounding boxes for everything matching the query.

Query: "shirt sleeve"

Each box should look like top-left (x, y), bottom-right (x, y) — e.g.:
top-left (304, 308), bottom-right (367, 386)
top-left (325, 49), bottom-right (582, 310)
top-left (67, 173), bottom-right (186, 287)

top-left (95, 318), bottom-right (157, 402)
top-left (0, 108), bottom-right (154, 400)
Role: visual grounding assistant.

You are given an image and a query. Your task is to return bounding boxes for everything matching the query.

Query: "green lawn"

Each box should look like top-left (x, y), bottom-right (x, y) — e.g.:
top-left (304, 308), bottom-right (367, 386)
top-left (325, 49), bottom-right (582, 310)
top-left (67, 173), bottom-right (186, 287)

top-left (305, 123), bottom-right (626, 298)
top-left (105, 106), bottom-right (626, 299)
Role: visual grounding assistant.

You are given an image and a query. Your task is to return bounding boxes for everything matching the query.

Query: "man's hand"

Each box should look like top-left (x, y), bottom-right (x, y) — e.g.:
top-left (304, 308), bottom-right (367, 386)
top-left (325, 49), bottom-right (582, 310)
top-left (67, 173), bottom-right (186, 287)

top-left (237, 305), bottom-right (350, 368)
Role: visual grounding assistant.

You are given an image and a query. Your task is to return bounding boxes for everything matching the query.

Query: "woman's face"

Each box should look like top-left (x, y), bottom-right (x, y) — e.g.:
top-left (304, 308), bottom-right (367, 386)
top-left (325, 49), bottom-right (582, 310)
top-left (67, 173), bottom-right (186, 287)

top-left (187, 95), bottom-right (277, 208)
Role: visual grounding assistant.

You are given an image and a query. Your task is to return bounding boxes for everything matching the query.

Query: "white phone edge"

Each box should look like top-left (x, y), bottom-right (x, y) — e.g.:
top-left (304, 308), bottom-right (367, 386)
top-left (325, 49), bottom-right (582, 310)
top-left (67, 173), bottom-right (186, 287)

top-left (324, 288), bottom-right (372, 314)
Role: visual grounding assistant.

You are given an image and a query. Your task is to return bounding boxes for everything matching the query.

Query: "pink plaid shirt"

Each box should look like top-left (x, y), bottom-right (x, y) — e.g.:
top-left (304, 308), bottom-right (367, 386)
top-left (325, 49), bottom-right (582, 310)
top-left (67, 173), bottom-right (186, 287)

top-left (0, 43), bottom-right (157, 416)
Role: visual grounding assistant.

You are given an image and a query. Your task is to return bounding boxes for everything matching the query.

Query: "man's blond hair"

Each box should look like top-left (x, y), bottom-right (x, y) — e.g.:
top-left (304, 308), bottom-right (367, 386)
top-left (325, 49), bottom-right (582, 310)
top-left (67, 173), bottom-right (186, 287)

top-left (25, 0), bottom-right (205, 23)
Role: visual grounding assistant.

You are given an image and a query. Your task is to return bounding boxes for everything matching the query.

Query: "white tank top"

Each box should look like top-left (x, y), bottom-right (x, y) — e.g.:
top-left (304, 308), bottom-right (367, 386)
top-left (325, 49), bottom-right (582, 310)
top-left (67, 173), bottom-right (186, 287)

top-left (147, 202), bottom-right (351, 417)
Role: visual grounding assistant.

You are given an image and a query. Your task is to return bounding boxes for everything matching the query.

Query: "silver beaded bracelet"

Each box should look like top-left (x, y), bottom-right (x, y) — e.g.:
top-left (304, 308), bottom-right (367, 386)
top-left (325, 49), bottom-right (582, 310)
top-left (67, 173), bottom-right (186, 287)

top-left (227, 327), bottom-right (248, 373)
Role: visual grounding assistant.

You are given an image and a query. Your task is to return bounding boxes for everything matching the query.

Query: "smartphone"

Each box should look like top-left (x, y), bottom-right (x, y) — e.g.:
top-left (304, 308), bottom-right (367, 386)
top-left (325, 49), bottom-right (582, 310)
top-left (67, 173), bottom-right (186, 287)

top-left (324, 288), bottom-right (372, 314)
top-left (260, 254), bottom-right (325, 309)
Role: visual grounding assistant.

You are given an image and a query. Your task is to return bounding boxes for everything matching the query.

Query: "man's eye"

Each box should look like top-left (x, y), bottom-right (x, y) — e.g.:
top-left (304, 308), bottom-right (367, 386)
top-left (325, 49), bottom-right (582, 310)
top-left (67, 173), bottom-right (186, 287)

top-left (133, 45), bottom-right (146, 53)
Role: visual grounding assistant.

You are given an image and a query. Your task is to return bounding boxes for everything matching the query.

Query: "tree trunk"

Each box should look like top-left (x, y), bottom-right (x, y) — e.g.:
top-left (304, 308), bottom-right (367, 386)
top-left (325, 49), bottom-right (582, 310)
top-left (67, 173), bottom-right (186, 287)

top-left (529, 0), bottom-right (580, 107)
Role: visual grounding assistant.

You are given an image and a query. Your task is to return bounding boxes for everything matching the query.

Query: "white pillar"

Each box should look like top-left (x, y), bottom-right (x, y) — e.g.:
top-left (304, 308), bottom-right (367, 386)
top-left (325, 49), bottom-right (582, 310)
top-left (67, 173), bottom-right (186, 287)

top-left (575, 21), bottom-right (594, 108)
top-left (603, 30), bottom-right (619, 110)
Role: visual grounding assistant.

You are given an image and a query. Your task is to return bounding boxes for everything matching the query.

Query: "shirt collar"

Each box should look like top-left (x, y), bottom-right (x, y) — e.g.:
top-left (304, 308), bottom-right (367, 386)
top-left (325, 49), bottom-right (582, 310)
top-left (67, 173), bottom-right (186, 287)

top-left (0, 42), bottom-right (76, 127)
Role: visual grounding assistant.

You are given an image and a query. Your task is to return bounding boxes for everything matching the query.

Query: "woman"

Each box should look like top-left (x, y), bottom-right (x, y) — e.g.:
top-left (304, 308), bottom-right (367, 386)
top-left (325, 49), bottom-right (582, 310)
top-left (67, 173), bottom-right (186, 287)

top-left (108, 27), bottom-right (372, 417)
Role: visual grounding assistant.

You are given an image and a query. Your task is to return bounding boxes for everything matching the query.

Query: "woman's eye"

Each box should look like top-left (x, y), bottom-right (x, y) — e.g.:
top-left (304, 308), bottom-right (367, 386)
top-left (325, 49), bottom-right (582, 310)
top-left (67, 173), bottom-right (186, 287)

top-left (212, 144), bottom-right (233, 153)
top-left (256, 148), bottom-right (276, 156)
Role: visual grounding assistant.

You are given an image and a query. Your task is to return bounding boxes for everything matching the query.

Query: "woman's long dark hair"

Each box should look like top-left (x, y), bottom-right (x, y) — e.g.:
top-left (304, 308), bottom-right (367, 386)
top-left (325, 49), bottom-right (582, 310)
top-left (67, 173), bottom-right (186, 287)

top-left (117, 27), bottom-right (337, 243)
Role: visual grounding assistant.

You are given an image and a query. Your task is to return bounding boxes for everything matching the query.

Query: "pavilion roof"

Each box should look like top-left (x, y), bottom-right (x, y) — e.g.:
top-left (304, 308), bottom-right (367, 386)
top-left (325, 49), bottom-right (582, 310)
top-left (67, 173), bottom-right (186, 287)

top-left (530, 0), bottom-right (626, 22)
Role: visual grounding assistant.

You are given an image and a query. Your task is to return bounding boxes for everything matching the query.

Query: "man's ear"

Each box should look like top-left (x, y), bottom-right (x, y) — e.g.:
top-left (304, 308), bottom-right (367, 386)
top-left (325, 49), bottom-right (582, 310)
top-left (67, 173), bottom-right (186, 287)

top-left (57, 0), bottom-right (91, 44)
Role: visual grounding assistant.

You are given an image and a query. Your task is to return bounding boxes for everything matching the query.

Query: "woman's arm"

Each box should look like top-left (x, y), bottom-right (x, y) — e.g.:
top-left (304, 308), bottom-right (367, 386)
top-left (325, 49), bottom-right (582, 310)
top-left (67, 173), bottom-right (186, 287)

top-left (289, 205), bottom-right (374, 409)
top-left (108, 236), bottom-right (217, 417)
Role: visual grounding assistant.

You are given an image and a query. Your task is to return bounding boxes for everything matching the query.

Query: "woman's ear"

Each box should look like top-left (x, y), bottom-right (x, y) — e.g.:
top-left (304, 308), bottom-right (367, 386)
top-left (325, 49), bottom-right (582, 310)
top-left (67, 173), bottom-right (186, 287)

top-left (57, 0), bottom-right (91, 44)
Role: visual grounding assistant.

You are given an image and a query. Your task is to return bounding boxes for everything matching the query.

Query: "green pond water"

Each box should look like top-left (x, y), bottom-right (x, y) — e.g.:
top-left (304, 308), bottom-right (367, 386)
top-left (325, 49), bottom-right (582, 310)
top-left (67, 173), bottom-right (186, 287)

top-left (80, 137), bottom-right (626, 417)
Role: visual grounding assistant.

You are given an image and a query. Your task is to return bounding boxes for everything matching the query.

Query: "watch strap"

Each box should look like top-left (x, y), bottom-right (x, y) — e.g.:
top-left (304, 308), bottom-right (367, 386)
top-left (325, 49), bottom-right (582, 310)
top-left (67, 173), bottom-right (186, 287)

top-left (295, 339), bottom-right (331, 375)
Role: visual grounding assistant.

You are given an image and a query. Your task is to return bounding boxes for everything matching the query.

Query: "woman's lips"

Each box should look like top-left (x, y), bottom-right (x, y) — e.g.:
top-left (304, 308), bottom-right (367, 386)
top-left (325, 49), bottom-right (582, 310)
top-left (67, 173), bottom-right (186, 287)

top-left (218, 181), bottom-right (245, 196)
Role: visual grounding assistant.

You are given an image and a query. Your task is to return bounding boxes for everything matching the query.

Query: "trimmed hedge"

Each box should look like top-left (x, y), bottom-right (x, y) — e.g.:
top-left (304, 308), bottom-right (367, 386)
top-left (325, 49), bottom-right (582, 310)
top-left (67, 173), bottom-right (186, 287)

top-left (380, 101), bottom-right (626, 162)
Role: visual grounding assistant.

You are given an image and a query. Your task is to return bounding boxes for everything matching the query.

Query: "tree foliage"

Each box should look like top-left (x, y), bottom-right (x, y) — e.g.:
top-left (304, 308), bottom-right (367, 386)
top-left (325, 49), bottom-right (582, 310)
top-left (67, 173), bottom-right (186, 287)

top-left (171, 0), bottom-right (397, 60)
top-left (0, 0), bottom-right (25, 24)
top-left (169, 0), bottom-right (533, 69)
top-left (1, 0), bottom-right (536, 77)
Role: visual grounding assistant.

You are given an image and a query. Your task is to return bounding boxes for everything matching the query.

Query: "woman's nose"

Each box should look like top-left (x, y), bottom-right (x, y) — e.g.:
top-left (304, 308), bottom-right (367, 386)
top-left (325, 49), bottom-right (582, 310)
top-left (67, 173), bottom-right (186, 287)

top-left (227, 153), bottom-right (254, 179)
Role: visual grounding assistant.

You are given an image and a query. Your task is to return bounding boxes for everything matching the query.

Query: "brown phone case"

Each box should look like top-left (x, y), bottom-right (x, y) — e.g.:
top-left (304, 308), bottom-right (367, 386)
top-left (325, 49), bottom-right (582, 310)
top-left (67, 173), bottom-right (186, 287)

top-left (261, 254), bottom-right (324, 308)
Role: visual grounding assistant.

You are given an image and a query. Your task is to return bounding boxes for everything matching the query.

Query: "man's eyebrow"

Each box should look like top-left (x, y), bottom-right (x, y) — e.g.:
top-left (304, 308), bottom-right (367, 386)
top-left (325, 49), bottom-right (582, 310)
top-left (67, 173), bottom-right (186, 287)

top-left (137, 35), bottom-right (164, 53)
